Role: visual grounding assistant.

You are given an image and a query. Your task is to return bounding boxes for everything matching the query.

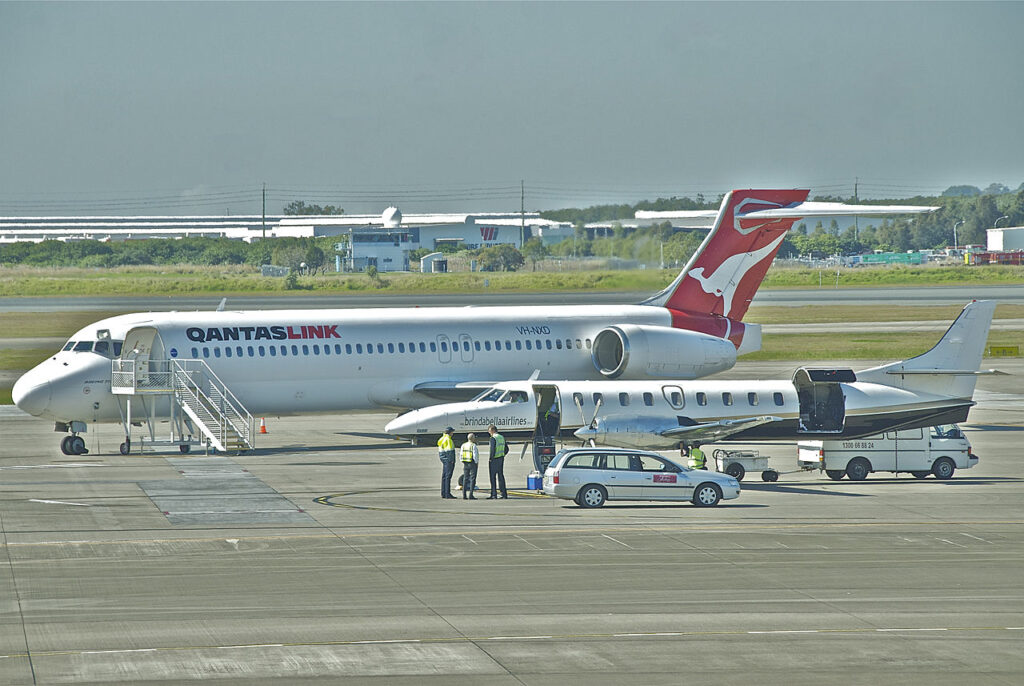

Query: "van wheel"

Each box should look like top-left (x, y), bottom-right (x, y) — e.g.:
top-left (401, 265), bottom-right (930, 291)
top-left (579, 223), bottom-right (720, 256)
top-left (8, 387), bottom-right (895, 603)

top-left (724, 462), bottom-right (745, 481)
top-left (911, 471), bottom-right (930, 479)
top-left (577, 484), bottom-right (607, 508)
top-left (693, 483), bottom-right (722, 507)
top-left (846, 457), bottom-right (870, 481)
top-left (825, 469), bottom-right (845, 481)
top-left (932, 457), bottom-right (956, 480)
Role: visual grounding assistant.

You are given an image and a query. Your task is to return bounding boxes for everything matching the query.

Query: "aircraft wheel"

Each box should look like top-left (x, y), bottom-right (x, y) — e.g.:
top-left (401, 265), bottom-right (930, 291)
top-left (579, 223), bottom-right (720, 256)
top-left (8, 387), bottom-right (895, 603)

top-left (825, 469), bottom-right (845, 481)
top-left (932, 457), bottom-right (956, 480)
top-left (724, 462), bottom-right (745, 481)
top-left (692, 483), bottom-right (722, 507)
top-left (911, 471), bottom-right (930, 479)
top-left (70, 436), bottom-right (86, 455)
top-left (762, 470), bottom-right (779, 482)
top-left (577, 484), bottom-right (607, 508)
top-left (846, 457), bottom-right (870, 481)
top-left (119, 441), bottom-right (130, 455)
top-left (60, 436), bottom-right (74, 455)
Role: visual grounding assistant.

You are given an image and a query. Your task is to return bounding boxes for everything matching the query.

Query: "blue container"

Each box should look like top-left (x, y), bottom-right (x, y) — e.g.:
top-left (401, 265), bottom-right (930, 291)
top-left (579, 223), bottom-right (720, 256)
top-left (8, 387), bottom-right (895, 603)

top-left (527, 474), bottom-right (543, 490)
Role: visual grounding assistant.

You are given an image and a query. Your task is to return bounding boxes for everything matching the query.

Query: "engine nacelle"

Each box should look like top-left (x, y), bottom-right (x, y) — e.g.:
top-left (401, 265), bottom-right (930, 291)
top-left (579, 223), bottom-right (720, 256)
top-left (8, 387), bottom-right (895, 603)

top-left (591, 324), bottom-right (737, 380)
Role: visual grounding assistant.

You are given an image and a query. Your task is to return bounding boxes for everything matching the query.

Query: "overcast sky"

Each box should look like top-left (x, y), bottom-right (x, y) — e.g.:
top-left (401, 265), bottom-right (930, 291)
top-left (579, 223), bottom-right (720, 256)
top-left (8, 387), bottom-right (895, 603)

top-left (1, 1), bottom-right (1022, 215)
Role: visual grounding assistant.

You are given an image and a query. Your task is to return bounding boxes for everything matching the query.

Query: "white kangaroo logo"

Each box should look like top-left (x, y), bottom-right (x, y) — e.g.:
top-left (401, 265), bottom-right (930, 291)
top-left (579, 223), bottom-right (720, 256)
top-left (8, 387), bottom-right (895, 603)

top-left (687, 232), bottom-right (787, 317)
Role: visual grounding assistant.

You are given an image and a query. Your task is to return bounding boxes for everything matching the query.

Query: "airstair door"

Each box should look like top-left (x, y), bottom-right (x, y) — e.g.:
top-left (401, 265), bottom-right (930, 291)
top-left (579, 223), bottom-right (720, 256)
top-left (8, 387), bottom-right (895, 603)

top-left (793, 367), bottom-right (851, 434)
top-left (532, 384), bottom-right (561, 472)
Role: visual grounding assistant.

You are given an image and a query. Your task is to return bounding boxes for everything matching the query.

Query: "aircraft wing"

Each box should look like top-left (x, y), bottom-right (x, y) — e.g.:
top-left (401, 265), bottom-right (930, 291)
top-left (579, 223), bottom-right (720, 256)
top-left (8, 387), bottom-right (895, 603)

top-left (660, 415), bottom-right (781, 442)
top-left (413, 381), bottom-right (499, 402)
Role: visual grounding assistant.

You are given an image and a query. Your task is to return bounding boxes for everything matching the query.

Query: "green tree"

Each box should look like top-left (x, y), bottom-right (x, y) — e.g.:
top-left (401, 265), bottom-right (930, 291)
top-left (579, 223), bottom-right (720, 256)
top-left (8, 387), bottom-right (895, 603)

top-left (520, 238), bottom-right (548, 271)
top-left (283, 201), bottom-right (344, 215)
top-left (304, 245), bottom-right (326, 274)
top-left (478, 244), bottom-right (524, 272)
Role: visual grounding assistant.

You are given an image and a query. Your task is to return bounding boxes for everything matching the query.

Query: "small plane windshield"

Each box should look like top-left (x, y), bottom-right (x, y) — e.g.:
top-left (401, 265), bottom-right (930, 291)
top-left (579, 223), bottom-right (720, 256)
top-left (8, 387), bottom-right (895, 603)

top-left (63, 341), bottom-right (76, 351)
top-left (474, 388), bottom-right (504, 402)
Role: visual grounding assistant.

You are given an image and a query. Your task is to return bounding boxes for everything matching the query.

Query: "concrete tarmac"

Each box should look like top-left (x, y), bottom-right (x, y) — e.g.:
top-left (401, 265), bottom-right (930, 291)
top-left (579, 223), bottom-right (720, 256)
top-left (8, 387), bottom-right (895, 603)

top-left (0, 361), bottom-right (1023, 684)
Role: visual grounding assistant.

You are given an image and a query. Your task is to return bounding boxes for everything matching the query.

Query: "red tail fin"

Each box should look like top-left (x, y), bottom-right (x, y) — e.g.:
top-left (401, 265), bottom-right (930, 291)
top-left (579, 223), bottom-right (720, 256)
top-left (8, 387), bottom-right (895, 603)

top-left (645, 189), bottom-right (809, 320)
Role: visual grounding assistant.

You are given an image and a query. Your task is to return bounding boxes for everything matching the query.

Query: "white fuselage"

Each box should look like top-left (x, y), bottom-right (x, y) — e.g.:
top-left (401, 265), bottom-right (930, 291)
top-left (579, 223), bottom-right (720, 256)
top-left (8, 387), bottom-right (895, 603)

top-left (13, 304), bottom-right (739, 426)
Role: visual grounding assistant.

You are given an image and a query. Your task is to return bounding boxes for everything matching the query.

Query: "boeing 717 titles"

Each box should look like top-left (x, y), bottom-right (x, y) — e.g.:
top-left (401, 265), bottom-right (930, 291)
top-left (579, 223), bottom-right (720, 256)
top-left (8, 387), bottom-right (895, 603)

top-left (12, 189), bottom-right (937, 455)
top-left (386, 301), bottom-right (997, 468)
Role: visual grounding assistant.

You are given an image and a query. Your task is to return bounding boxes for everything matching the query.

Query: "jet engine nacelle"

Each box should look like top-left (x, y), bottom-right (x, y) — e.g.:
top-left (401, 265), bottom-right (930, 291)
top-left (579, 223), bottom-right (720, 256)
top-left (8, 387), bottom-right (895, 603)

top-left (591, 324), bottom-right (737, 380)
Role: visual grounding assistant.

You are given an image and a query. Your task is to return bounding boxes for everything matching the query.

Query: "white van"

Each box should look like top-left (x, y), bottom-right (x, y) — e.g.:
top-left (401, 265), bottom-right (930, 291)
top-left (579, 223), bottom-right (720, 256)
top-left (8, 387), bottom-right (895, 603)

top-left (797, 424), bottom-right (977, 481)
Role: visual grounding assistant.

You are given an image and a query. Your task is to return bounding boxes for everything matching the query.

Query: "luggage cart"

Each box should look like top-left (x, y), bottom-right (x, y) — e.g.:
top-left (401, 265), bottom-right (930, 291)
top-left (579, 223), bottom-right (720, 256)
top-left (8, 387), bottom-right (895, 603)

top-left (713, 449), bottom-right (779, 482)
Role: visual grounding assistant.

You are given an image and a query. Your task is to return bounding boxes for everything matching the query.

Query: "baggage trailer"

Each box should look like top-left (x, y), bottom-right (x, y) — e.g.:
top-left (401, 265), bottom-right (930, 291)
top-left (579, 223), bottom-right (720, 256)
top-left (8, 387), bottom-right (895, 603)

top-left (713, 448), bottom-right (779, 482)
top-left (797, 424), bottom-right (977, 481)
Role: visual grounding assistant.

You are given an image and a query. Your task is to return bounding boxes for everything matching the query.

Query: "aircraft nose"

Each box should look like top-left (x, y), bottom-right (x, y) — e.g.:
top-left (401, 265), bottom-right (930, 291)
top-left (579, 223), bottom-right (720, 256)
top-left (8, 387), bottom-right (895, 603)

top-left (12, 374), bottom-right (51, 416)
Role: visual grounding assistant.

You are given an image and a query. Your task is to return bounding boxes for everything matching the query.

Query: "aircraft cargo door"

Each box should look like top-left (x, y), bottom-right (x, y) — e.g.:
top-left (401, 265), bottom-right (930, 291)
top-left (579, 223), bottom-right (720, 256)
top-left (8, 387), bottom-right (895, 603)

top-left (794, 367), bottom-right (851, 434)
top-left (532, 384), bottom-right (561, 472)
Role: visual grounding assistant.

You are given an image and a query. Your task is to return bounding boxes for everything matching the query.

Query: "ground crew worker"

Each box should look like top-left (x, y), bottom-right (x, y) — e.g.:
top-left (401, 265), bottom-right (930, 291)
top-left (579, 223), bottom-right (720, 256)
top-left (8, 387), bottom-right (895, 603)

top-left (460, 433), bottom-right (479, 499)
top-left (437, 427), bottom-right (456, 499)
top-left (689, 445), bottom-right (707, 470)
top-left (487, 424), bottom-right (508, 499)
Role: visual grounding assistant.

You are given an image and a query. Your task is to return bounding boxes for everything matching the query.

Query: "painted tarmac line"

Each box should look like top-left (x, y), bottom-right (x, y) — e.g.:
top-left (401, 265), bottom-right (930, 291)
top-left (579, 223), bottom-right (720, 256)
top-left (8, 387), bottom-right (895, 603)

top-left (28, 499), bottom-right (92, 507)
top-left (1, 626), bottom-right (1022, 661)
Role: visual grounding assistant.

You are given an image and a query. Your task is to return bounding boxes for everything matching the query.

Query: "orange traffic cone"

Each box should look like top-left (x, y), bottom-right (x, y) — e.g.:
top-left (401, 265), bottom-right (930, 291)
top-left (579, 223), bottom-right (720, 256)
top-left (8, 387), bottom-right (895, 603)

top-left (259, 417), bottom-right (268, 434)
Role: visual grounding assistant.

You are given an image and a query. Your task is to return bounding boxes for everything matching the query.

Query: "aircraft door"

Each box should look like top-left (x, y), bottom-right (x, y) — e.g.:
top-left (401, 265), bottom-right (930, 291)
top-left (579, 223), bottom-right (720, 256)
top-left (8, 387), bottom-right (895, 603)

top-left (458, 334), bottom-right (474, 363)
top-left (436, 334), bottom-right (452, 364)
top-left (794, 368), bottom-right (851, 434)
top-left (532, 384), bottom-right (561, 472)
top-left (122, 326), bottom-right (168, 389)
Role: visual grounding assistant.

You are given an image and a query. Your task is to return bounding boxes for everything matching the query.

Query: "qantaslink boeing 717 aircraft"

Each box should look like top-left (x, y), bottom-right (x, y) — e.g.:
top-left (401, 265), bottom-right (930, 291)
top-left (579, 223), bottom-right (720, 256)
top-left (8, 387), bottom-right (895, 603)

top-left (12, 189), bottom-right (936, 455)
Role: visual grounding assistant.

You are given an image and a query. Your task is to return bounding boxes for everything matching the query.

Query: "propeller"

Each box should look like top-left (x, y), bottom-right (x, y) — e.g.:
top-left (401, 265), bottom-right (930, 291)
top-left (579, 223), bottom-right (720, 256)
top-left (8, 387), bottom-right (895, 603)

top-left (574, 394), bottom-right (602, 447)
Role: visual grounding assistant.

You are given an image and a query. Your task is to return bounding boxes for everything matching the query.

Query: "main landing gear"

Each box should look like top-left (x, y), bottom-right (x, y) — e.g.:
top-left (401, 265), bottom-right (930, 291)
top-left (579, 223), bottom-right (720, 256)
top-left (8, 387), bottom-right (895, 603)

top-left (60, 434), bottom-right (88, 455)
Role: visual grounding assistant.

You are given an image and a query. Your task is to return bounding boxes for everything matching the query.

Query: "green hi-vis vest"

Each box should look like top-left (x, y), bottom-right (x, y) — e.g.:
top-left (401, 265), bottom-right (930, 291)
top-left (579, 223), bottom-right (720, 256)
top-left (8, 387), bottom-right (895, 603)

top-left (461, 445), bottom-right (476, 463)
top-left (492, 434), bottom-right (507, 459)
top-left (437, 434), bottom-right (454, 452)
top-left (689, 447), bottom-right (706, 468)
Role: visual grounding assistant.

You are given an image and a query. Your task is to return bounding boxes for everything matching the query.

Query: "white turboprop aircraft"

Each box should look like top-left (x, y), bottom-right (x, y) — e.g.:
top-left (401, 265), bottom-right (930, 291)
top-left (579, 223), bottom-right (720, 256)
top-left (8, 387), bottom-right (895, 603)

top-left (12, 189), bottom-right (937, 455)
top-left (385, 301), bottom-right (997, 469)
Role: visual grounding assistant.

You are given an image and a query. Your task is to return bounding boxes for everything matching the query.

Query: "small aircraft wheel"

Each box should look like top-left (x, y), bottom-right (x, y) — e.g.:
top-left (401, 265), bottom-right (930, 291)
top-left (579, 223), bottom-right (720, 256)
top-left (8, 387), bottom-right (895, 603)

top-left (179, 444), bottom-right (191, 454)
top-left (693, 483), bottom-right (722, 507)
top-left (70, 435), bottom-right (86, 455)
top-left (60, 436), bottom-right (74, 455)
top-left (725, 462), bottom-right (745, 481)
top-left (846, 457), bottom-right (870, 481)
top-left (577, 484), bottom-right (607, 508)
top-left (825, 469), bottom-right (845, 481)
top-left (119, 441), bottom-right (130, 455)
top-left (932, 457), bottom-right (955, 480)
top-left (762, 470), bottom-right (779, 482)
top-left (911, 471), bottom-right (930, 479)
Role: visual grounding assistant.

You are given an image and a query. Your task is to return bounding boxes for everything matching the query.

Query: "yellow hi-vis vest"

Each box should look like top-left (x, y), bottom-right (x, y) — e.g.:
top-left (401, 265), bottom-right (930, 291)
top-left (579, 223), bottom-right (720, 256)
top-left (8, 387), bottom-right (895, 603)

top-left (492, 433), bottom-right (507, 459)
top-left (437, 434), bottom-right (454, 452)
top-left (461, 444), bottom-right (476, 463)
top-left (689, 447), bottom-right (706, 469)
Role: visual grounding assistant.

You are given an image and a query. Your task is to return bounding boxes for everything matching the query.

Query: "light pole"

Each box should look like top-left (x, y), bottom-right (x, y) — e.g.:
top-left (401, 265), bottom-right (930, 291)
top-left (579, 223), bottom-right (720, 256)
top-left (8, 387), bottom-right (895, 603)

top-left (953, 220), bottom-right (965, 252)
top-left (995, 215), bottom-right (1010, 229)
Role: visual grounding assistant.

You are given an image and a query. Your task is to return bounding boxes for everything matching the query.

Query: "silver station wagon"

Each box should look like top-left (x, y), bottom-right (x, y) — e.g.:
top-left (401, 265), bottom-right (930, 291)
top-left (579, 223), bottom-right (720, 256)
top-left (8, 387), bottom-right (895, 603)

top-left (543, 447), bottom-right (741, 508)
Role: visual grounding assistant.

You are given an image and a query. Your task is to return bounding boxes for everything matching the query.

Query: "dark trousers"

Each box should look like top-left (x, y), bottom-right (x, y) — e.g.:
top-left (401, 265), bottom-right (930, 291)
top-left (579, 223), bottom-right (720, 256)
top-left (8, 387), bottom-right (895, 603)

top-left (440, 456), bottom-right (455, 497)
top-left (489, 457), bottom-right (507, 497)
top-left (462, 461), bottom-right (478, 497)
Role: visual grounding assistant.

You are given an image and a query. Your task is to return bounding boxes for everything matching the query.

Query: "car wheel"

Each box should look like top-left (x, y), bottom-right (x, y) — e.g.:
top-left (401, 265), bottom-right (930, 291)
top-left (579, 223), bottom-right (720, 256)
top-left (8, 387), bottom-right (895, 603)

top-left (932, 457), bottom-right (955, 480)
top-left (577, 484), bottom-right (607, 508)
top-left (692, 483), bottom-right (722, 507)
top-left (911, 471), bottom-right (930, 479)
top-left (825, 469), bottom-right (845, 481)
top-left (724, 462), bottom-right (745, 481)
top-left (846, 457), bottom-right (870, 481)
top-left (761, 470), bottom-right (779, 482)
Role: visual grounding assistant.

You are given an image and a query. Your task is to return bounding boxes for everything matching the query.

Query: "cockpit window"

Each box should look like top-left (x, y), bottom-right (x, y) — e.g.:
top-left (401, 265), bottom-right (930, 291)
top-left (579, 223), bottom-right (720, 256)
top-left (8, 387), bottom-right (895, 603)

top-left (73, 341), bottom-right (93, 352)
top-left (113, 341), bottom-right (123, 356)
top-left (508, 391), bottom-right (528, 403)
top-left (474, 389), bottom-right (504, 402)
top-left (63, 341), bottom-right (76, 351)
top-left (94, 341), bottom-right (110, 356)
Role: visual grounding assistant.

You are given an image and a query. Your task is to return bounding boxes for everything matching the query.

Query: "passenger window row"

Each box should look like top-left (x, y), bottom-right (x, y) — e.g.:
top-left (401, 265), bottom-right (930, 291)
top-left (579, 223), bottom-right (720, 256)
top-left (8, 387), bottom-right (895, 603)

top-left (188, 337), bottom-right (593, 360)
top-left (572, 389), bottom-right (788, 409)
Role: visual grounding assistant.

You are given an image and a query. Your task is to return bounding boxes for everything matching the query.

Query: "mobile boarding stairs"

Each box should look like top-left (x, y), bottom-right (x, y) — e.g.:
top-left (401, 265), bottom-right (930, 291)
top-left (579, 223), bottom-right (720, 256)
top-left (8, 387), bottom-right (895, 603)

top-left (111, 358), bottom-right (255, 455)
